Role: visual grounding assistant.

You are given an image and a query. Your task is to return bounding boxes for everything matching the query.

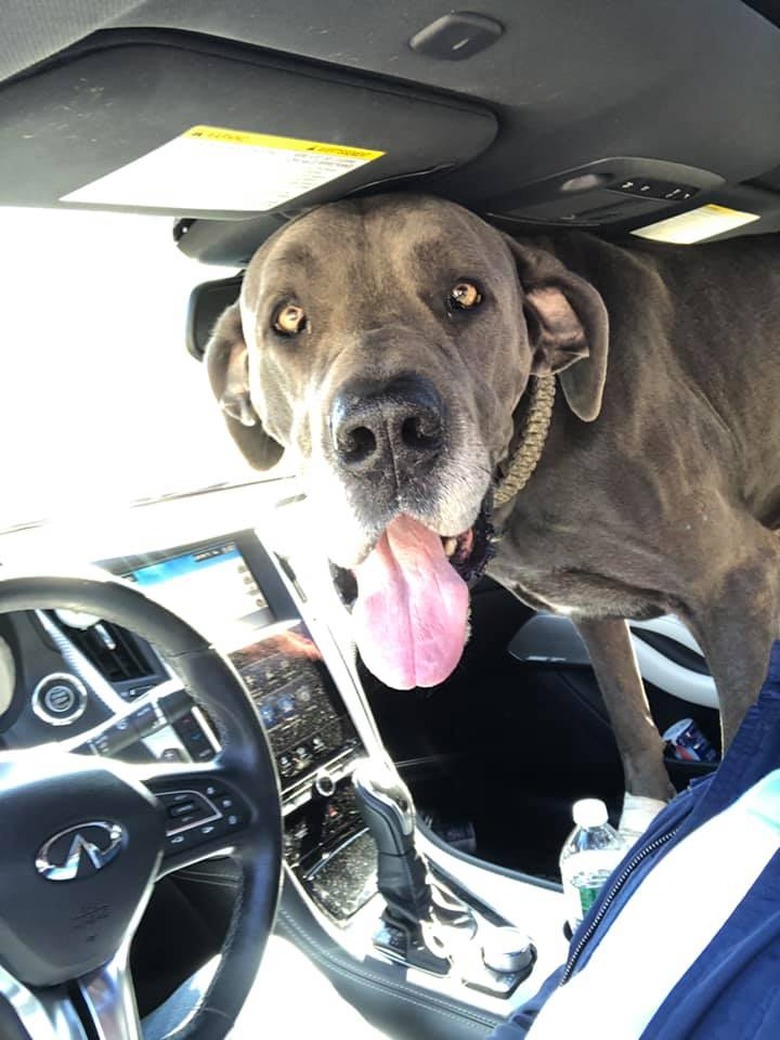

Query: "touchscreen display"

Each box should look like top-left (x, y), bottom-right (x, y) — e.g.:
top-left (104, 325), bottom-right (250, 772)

top-left (126, 542), bottom-right (274, 649)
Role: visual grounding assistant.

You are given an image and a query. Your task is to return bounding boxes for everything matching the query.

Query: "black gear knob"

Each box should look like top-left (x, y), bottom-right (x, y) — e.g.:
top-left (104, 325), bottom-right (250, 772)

top-left (352, 759), bottom-right (452, 976)
top-left (352, 759), bottom-right (432, 922)
top-left (352, 758), bottom-right (416, 856)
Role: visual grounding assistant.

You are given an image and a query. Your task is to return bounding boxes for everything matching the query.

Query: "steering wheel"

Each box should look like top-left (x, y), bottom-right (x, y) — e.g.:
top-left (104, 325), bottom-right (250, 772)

top-left (0, 572), bottom-right (282, 1040)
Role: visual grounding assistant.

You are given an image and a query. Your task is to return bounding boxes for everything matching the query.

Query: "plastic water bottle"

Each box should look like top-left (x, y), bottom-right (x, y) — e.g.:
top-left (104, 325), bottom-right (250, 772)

top-left (559, 798), bottom-right (627, 932)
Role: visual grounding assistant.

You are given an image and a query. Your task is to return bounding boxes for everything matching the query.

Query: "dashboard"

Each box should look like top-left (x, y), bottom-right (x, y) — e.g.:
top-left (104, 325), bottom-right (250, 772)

top-left (0, 486), bottom-right (577, 1027)
top-left (0, 509), bottom-right (374, 922)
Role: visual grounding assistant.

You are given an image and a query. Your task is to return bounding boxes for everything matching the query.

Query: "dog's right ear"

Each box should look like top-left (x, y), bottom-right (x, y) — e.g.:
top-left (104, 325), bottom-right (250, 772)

top-left (204, 303), bottom-right (285, 470)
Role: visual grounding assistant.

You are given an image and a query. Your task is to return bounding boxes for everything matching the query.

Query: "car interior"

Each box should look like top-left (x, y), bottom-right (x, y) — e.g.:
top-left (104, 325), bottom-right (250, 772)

top-left (0, 2), bottom-right (778, 1038)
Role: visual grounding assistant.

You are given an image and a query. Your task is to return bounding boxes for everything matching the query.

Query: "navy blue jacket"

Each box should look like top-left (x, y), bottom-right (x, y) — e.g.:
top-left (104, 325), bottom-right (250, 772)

top-left (491, 640), bottom-right (780, 1039)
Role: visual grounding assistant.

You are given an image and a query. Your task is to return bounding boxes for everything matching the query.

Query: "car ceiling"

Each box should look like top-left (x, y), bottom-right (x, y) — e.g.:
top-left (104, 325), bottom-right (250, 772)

top-left (1, 1), bottom-right (779, 266)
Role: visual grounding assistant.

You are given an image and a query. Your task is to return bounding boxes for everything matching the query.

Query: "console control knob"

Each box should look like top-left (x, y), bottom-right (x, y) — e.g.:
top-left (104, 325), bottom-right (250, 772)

top-left (481, 927), bottom-right (536, 976)
top-left (314, 772), bottom-right (336, 797)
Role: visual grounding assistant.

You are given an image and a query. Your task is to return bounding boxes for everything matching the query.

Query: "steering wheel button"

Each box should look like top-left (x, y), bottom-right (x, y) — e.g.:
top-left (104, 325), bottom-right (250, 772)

top-left (171, 811), bottom-right (201, 828)
top-left (165, 829), bottom-right (197, 855)
top-left (175, 712), bottom-right (198, 734)
top-left (130, 702), bottom-right (160, 736)
top-left (168, 800), bottom-right (198, 818)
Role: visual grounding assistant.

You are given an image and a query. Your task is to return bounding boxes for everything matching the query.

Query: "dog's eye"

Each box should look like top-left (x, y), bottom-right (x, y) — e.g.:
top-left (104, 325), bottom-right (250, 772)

top-left (273, 303), bottom-right (307, 336)
top-left (447, 282), bottom-right (482, 311)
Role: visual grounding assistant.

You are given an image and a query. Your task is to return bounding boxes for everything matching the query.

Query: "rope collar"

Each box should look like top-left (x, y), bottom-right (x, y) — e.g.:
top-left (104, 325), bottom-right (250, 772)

top-left (494, 375), bottom-right (556, 508)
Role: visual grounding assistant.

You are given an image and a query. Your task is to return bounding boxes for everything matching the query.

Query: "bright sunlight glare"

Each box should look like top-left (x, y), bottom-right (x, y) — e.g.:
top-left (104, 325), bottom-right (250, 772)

top-left (0, 207), bottom-right (261, 529)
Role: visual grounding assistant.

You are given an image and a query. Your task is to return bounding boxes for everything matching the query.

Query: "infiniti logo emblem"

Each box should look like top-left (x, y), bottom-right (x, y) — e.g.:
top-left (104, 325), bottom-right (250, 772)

top-left (35, 821), bottom-right (126, 882)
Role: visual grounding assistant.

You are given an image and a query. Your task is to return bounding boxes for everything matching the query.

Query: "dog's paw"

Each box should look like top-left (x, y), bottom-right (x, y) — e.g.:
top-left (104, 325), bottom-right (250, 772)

top-left (619, 793), bottom-right (667, 844)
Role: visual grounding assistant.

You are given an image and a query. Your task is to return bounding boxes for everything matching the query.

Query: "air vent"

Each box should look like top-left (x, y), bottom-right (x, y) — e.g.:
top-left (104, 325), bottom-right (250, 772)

top-left (52, 616), bottom-right (154, 683)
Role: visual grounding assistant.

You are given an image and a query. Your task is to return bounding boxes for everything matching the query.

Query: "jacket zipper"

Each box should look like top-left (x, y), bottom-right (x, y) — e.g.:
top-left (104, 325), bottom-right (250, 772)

top-left (560, 825), bottom-right (680, 984)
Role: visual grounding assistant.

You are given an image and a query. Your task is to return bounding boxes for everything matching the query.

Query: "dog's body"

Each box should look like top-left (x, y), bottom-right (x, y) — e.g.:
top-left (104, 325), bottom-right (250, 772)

top-left (206, 195), bottom-right (780, 807)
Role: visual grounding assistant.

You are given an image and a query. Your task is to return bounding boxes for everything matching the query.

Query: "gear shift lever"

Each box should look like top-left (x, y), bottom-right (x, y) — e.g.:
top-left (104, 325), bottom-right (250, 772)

top-left (352, 758), bottom-right (535, 993)
top-left (352, 758), bottom-right (449, 973)
top-left (352, 759), bottom-right (430, 920)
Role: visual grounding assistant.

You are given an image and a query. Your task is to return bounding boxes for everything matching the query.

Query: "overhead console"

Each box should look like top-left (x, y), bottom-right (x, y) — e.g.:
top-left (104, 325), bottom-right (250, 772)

top-left (1, 5), bottom-right (777, 258)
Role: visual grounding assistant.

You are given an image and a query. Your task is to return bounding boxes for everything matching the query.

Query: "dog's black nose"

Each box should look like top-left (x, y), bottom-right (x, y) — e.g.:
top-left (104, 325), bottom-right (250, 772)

top-left (330, 374), bottom-right (446, 473)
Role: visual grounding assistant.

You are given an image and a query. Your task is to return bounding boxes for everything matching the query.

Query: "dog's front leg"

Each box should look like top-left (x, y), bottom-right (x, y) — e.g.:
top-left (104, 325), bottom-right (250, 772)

top-left (575, 617), bottom-right (675, 833)
top-left (686, 543), bottom-right (780, 753)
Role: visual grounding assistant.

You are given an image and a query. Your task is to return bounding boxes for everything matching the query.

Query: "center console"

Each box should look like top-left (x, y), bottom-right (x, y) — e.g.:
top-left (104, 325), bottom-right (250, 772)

top-left (94, 524), bottom-right (565, 1036)
top-left (105, 532), bottom-right (374, 920)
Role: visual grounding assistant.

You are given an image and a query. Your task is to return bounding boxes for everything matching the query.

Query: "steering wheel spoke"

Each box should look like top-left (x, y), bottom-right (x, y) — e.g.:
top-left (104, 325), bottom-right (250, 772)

top-left (0, 944), bottom-right (144, 1040)
top-left (0, 964), bottom-right (90, 1040)
top-left (76, 945), bottom-right (143, 1040)
top-left (140, 758), bottom-right (257, 874)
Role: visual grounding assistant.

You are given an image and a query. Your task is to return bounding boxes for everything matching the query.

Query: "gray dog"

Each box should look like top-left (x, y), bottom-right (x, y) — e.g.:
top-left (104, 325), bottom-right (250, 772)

top-left (205, 194), bottom-right (780, 818)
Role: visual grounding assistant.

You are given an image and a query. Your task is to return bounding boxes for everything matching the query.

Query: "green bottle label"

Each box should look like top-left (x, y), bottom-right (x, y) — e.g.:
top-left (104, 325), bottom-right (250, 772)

top-left (578, 884), bottom-right (602, 916)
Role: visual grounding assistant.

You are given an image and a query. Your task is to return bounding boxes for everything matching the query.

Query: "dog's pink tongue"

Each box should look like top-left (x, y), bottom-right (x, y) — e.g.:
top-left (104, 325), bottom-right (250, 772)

top-left (352, 515), bottom-right (469, 690)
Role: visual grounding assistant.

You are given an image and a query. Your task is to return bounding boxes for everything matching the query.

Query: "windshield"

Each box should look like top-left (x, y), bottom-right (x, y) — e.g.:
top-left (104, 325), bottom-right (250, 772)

top-left (0, 207), bottom-right (266, 531)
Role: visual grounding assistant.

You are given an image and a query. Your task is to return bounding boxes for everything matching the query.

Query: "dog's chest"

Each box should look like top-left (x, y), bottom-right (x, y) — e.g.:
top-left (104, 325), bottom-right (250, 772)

top-left (486, 520), bottom-right (669, 620)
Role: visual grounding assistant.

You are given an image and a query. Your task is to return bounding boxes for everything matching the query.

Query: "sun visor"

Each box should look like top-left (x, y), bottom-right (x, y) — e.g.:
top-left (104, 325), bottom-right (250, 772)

top-left (0, 32), bottom-right (497, 218)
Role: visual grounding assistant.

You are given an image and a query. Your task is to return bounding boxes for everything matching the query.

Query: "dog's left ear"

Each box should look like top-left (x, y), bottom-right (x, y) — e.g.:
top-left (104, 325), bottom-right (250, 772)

top-left (501, 234), bottom-right (609, 421)
top-left (205, 303), bottom-right (285, 470)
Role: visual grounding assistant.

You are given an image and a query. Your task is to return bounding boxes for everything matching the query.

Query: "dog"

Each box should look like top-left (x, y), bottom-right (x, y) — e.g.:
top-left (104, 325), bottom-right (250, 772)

top-left (205, 193), bottom-right (780, 820)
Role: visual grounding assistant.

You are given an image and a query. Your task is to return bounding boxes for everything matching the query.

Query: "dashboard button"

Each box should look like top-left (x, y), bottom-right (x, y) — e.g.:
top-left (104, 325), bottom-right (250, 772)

top-left (44, 684), bottom-right (77, 714)
top-left (32, 673), bottom-right (88, 726)
top-left (293, 744), bottom-right (311, 767)
top-left (278, 754), bottom-right (294, 777)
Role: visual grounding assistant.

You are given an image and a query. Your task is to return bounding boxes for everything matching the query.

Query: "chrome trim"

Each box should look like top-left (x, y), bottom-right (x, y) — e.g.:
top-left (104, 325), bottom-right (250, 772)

top-left (36, 821), bottom-right (126, 882)
top-left (0, 964), bottom-right (88, 1039)
top-left (36, 612), bottom-right (128, 715)
top-left (77, 943), bottom-right (143, 1040)
top-left (31, 672), bottom-right (88, 726)
top-left (0, 636), bottom-right (15, 717)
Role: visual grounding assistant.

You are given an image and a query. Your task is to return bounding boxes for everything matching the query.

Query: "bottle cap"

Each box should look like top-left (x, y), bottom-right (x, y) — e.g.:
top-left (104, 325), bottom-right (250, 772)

top-left (572, 798), bottom-right (609, 828)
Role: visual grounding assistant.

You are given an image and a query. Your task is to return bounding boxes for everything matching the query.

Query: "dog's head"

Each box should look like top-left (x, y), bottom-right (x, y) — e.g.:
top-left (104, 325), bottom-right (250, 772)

top-left (206, 195), bottom-right (607, 689)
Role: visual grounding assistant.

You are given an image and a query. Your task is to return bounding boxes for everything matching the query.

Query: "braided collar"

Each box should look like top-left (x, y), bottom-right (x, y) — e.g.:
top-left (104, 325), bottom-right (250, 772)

top-left (494, 375), bottom-right (556, 508)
